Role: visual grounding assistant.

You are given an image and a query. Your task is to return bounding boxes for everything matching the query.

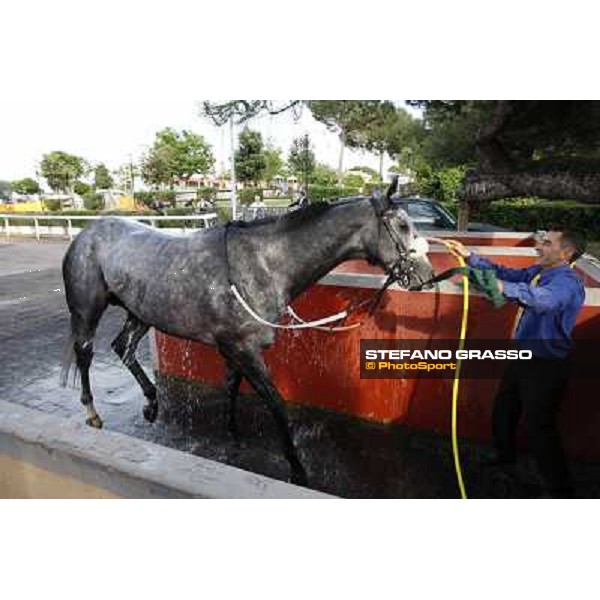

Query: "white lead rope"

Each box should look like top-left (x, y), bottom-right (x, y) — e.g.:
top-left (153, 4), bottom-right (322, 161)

top-left (230, 284), bottom-right (348, 330)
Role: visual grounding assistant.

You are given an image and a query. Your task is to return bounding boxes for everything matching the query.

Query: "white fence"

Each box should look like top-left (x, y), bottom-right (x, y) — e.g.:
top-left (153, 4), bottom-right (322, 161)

top-left (0, 213), bottom-right (219, 242)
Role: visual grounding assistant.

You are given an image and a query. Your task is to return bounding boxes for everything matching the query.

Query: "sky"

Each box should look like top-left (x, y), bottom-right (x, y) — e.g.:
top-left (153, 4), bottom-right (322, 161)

top-left (0, 0), bottom-right (433, 188)
top-left (2, 2), bottom-right (593, 188)
top-left (0, 95), bottom-right (410, 184)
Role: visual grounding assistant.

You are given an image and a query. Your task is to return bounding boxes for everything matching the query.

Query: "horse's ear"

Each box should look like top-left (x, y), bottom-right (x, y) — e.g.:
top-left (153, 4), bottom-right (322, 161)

top-left (370, 189), bottom-right (387, 216)
top-left (386, 175), bottom-right (399, 204)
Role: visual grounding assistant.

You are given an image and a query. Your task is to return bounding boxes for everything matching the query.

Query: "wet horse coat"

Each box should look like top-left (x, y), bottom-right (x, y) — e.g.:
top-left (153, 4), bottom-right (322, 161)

top-left (61, 189), bottom-right (433, 484)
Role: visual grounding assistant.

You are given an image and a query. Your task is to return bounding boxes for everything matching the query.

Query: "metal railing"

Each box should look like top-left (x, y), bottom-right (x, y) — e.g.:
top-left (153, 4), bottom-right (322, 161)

top-left (0, 213), bottom-right (219, 242)
top-left (240, 206), bottom-right (290, 221)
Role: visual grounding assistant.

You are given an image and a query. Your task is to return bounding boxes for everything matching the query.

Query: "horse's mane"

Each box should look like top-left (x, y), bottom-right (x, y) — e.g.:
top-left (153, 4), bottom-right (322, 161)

top-left (229, 196), bottom-right (368, 233)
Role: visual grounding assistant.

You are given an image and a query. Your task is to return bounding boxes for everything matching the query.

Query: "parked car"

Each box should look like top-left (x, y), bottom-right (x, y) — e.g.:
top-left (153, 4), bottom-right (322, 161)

top-left (389, 196), bottom-right (508, 232)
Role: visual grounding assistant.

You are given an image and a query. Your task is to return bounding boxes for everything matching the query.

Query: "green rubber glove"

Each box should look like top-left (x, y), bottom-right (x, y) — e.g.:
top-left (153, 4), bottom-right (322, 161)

top-left (467, 268), bottom-right (506, 309)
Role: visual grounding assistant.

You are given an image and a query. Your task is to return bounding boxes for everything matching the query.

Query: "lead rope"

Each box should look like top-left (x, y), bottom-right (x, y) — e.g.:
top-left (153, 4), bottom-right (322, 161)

top-left (225, 218), bottom-right (351, 331)
top-left (229, 284), bottom-right (349, 330)
top-left (230, 270), bottom-right (400, 332)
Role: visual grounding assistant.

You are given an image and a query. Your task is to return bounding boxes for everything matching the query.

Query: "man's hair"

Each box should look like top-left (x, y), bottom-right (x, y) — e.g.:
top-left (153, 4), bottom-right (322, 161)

top-left (550, 227), bottom-right (587, 261)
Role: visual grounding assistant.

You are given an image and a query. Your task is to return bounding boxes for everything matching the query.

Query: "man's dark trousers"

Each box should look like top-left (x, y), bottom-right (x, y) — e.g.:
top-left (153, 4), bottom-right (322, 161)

top-left (492, 357), bottom-right (573, 496)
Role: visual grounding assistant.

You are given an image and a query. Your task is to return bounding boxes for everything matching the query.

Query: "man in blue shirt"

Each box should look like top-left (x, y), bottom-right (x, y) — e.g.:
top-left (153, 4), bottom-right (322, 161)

top-left (454, 229), bottom-right (586, 497)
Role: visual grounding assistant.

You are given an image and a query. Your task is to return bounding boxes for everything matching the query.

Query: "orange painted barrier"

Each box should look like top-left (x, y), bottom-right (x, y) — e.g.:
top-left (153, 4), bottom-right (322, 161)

top-left (155, 234), bottom-right (600, 460)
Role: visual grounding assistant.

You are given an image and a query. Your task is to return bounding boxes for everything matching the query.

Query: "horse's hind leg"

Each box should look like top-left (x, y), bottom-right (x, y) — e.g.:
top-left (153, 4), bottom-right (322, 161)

top-left (218, 340), bottom-right (307, 486)
top-left (71, 312), bottom-right (104, 429)
top-left (111, 313), bottom-right (157, 422)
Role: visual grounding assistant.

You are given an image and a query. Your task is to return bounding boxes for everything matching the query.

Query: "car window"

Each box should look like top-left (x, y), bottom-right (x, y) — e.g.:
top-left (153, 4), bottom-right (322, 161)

top-left (406, 202), bottom-right (440, 224)
top-left (391, 197), bottom-right (457, 230)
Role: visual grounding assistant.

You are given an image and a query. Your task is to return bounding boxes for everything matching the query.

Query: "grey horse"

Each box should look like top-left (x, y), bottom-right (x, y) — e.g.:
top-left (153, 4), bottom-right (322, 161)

top-left (61, 182), bottom-right (433, 485)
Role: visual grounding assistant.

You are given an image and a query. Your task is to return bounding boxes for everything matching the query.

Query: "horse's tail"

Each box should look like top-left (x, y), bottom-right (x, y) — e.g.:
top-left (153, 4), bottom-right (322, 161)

top-left (59, 333), bottom-right (80, 388)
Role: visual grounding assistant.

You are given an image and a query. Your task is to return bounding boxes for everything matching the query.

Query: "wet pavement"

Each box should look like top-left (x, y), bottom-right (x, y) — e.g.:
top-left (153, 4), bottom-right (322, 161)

top-left (2, 237), bottom-right (600, 498)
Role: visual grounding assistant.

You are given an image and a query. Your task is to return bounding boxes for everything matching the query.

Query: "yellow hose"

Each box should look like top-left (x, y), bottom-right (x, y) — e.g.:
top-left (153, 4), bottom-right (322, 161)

top-left (428, 238), bottom-right (469, 499)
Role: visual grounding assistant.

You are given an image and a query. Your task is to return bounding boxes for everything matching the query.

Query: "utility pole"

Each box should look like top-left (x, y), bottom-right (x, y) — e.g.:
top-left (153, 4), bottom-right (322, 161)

top-left (129, 154), bottom-right (135, 196)
top-left (303, 134), bottom-right (310, 195)
top-left (230, 117), bottom-right (237, 220)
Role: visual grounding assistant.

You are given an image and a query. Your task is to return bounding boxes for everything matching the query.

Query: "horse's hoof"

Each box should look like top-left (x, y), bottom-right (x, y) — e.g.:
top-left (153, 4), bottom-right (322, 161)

top-left (143, 403), bottom-right (158, 423)
top-left (86, 415), bottom-right (103, 429)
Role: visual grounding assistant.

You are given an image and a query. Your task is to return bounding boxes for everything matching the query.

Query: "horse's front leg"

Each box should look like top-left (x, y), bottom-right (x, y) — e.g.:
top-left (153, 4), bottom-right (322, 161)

top-left (224, 365), bottom-right (242, 441)
top-left (111, 313), bottom-right (157, 422)
top-left (217, 339), bottom-right (308, 486)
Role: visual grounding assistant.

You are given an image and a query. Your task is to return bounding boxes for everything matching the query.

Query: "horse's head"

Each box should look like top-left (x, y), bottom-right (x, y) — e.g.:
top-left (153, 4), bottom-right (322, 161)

top-left (366, 179), bottom-right (434, 289)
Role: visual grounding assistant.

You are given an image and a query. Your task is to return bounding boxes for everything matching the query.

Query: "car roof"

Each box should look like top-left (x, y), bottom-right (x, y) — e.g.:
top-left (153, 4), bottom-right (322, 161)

top-left (391, 195), bottom-right (438, 203)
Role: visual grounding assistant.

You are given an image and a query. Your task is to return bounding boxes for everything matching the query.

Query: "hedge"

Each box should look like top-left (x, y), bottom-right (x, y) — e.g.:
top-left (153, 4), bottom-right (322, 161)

top-left (470, 199), bottom-right (600, 240)
top-left (134, 190), bottom-right (176, 207)
top-left (308, 185), bottom-right (360, 201)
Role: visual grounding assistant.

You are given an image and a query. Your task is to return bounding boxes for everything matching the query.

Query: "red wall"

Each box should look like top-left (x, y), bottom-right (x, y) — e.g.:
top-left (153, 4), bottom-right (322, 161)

top-left (156, 253), bottom-right (600, 460)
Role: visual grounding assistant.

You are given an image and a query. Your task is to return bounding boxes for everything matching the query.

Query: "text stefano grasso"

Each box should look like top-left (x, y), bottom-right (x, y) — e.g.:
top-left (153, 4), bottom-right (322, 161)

top-left (363, 349), bottom-right (533, 361)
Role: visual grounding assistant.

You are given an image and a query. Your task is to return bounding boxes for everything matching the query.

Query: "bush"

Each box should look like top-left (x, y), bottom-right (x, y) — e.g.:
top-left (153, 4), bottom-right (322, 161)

top-left (42, 199), bottom-right (62, 212)
top-left (134, 190), bottom-right (176, 208)
top-left (308, 185), bottom-right (360, 201)
top-left (342, 173), bottom-right (364, 189)
top-left (197, 186), bottom-right (217, 201)
top-left (470, 198), bottom-right (600, 240)
top-left (415, 165), bottom-right (467, 202)
top-left (217, 206), bottom-right (232, 222)
top-left (83, 192), bottom-right (103, 211)
top-left (74, 181), bottom-right (92, 196)
top-left (238, 188), bottom-right (262, 205)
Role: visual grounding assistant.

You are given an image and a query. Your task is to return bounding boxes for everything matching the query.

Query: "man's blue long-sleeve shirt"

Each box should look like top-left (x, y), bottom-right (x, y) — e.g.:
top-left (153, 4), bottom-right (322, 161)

top-left (467, 253), bottom-right (585, 358)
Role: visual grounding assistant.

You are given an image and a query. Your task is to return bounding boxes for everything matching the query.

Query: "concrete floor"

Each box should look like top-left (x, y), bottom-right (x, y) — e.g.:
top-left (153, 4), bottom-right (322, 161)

top-left (2, 237), bottom-right (600, 498)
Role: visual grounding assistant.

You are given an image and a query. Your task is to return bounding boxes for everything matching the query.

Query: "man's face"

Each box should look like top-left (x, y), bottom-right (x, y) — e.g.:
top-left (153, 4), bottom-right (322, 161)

top-left (535, 231), bottom-right (572, 267)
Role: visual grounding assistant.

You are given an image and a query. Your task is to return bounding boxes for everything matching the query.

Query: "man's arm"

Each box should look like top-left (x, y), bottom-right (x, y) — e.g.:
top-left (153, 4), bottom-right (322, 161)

top-left (502, 278), bottom-right (575, 313)
top-left (449, 241), bottom-right (539, 283)
top-left (467, 253), bottom-right (540, 283)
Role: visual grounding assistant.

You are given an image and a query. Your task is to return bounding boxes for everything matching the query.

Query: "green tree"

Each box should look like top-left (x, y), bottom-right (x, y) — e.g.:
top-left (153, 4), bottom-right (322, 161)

top-left (346, 103), bottom-right (423, 180)
top-left (202, 100), bottom-right (411, 184)
top-left (310, 162), bottom-right (337, 186)
top-left (140, 146), bottom-right (174, 188)
top-left (234, 128), bottom-right (267, 185)
top-left (94, 163), bottom-right (114, 189)
top-left (342, 172), bottom-right (364, 188)
top-left (409, 100), bottom-right (600, 203)
top-left (12, 177), bottom-right (41, 195)
top-left (175, 129), bottom-right (215, 180)
top-left (141, 128), bottom-right (214, 188)
top-left (40, 151), bottom-right (87, 193)
top-left (263, 145), bottom-right (284, 186)
top-left (308, 101), bottom-right (384, 185)
top-left (0, 180), bottom-right (12, 199)
top-left (201, 100), bottom-right (303, 125)
top-left (73, 181), bottom-right (92, 196)
top-left (288, 135), bottom-right (316, 189)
